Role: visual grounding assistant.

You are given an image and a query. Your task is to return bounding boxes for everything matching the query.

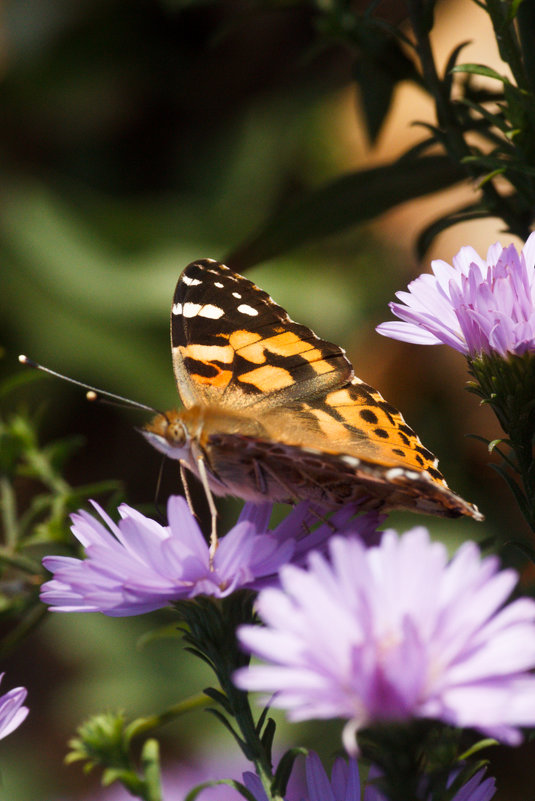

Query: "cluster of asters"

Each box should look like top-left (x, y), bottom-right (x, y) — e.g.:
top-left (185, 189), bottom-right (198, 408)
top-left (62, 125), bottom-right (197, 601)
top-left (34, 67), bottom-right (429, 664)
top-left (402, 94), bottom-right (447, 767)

top-left (40, 234), bottom-right (535, 800)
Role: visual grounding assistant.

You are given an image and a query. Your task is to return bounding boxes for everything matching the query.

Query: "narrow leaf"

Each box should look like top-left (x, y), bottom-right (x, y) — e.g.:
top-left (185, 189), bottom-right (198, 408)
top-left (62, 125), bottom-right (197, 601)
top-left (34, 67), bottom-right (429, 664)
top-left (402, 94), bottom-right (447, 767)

top-left (184, 779), bottom-right (257, 801)
top-left (452, 63), bottom-right (511, 83)
top-left (489, 463), bottom-right (531, 519)
top-left (459, 738), bottom-right (497, 760)
top-left (273, 747), bottom-right (308, 796)
top-left (416, 205), bottom-right (489, 257)
top-left (260, 717), bottom-right (276, 760)
top-left (226, 156), bottom-right (465, 271)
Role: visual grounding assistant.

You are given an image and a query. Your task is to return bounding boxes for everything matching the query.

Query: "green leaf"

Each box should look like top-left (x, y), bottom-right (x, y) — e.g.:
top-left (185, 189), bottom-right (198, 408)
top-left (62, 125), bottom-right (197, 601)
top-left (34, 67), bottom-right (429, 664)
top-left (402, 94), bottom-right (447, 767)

top-left (452, 63), bottom-right (511, 83)
top-left (444, 41), bottom-right (471, 96)
top-left (204, 707), bottom-right (244, 749)
top-left (354, 57), bottom-right (397, 143)
top-left (489, 462), bottom-right (531, 521)
top-left (416, 204), bottom-right (489, 257)
top-left (226, 156), bottom-right (465, 271)
top-left (184, 779), bottom-right (257, 801)
top-left (455, 97), bottom-right (511, 133)
top-left (459, 738), bottom-right (497, 760)
top-left (203, 686), bottom-right (233, 713)
top-left (273, 747), bottom-right (308, 797)
top-left (260, 717), bottom-right (276, 759)
top-left (353, 38), bottom-right (417, 143)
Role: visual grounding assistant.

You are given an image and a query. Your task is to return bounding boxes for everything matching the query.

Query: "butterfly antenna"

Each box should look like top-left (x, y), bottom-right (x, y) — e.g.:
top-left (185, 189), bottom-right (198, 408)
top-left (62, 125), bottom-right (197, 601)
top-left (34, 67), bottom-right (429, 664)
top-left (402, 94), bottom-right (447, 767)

top-left (18, 355), bottom-right (161, 416)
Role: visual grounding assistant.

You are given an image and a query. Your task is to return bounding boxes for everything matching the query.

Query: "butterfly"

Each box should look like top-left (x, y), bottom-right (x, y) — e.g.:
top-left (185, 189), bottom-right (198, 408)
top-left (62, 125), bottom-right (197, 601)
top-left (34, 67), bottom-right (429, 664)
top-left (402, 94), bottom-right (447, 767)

top-left (142, 259), bottom-right (482, 540)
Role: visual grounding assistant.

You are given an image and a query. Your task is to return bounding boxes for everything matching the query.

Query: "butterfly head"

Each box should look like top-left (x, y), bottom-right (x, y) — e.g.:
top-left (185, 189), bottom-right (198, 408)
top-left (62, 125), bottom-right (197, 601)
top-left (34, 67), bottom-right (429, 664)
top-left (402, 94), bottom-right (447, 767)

top-left (141, 410), bottom-right (190, 461)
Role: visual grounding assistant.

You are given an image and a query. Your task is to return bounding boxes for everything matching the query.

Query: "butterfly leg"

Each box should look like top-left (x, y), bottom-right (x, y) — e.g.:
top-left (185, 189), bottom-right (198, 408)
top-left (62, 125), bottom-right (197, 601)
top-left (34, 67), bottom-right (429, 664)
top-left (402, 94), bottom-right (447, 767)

top-left (180, 460), bottom-right (197, 518)
top-left (253, 460), bottom-right (299, 505)
top-left (195, 453), bottom-right (219, 564)
top-left (251, 459), bottom-right (268, 494)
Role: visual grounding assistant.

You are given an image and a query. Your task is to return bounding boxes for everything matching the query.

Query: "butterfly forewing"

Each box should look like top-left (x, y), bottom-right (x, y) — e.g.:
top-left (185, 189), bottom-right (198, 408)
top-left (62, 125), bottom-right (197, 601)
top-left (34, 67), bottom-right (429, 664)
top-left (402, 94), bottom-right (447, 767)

top-left (171, 259), bottom-right (353, 410)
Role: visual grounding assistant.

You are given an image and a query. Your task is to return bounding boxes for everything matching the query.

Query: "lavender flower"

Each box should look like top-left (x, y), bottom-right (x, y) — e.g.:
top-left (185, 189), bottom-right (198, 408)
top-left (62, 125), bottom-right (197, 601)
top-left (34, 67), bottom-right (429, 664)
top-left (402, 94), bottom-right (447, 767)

top-left (243, 752), bottom-right (496, 801)
top-left (447, 769), bottom-right (496, 801)
top-left (377, 234), bottom-right (535, 357)
top-left (236, 528), bottom-right (535, 751)
top-left (41, 496), bottom-right (381, 616)
top-left (0, 673), bottom-right (28, 739)
top-left (243, 752), bottom-right (373, 801)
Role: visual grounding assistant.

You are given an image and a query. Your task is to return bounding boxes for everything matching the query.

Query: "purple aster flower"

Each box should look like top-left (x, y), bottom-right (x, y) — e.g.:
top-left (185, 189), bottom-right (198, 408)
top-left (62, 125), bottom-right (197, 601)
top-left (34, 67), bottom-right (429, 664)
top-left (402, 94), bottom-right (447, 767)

top-left (41, 496), bottom-right (381, 616)
top-left (0, 673), bottom-right (28, 739)
top-left (244, 751), bottom-right (375, 801)
top-left (377, 234), bottom-right (535, 357)
top-left (448, 768), bottom-right (496, 801)
top-left (243, 752), bottom-right (496, 801)
top-left (235, 528), bottom-right (535, 751)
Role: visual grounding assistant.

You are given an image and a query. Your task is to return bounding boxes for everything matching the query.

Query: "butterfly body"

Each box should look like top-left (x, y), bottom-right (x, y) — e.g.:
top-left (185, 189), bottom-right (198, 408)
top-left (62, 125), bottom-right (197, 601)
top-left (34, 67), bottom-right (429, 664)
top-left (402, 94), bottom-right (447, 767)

top-left (143, 259), bottom-right (482, 521)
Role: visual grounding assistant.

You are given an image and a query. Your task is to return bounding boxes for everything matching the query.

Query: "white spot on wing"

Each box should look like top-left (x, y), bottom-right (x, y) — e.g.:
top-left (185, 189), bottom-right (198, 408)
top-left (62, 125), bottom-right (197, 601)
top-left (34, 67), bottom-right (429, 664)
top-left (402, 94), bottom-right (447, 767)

top-left (199, 304), bottom-right (224, 319)
top-left (385, 468), bottom-right (404, 481)
top-left (182, 302), bottom-right (202, 317)
top-left (232, 292), bottom-right (242, 299)
top-left (182, 274), bottom-right (202, 286)
top-left (237, 304), bottom-right (258, 316)
top-left (214, 282), bottom-right (224, 288)
top-left (172, 302), bottom-right (182, 315)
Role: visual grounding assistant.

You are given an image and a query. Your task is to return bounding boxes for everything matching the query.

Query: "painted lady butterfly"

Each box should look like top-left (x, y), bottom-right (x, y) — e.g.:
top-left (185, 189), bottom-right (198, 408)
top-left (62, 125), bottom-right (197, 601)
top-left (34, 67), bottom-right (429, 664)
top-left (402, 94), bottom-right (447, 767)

top-left (142, 259), bottom-right (482, 530)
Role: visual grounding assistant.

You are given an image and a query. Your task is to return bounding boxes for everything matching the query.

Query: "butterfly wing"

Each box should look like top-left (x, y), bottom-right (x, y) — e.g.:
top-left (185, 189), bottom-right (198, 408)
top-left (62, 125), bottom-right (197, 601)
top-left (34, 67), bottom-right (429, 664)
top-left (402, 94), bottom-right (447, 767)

top-left (167, 258), bottom-right (481, 520)
top-left (171, 259), bottom-right (353, 410)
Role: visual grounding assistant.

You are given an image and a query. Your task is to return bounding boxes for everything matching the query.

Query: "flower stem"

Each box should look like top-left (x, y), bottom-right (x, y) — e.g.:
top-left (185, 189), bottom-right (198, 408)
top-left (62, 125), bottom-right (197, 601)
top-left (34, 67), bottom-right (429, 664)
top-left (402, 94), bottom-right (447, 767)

top-left (484, 0), bottom-right (528, 92)
top-left (468, 352), bottom-right (535, 531)
top-left (126, 694), bottom-right (211, 740)
top-left (175, 593), bottom-right (284, 801)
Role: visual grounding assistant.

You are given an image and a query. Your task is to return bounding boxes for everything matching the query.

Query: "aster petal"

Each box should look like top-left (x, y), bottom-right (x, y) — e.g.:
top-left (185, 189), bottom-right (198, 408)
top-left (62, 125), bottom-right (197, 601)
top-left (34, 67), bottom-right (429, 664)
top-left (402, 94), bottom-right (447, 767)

top-left (305, 751), bottom-right (336, 801)
top-left (452, 768), bottom-right (496, 801)
top-left (522, 231), bottom-right (535, 273)
top-left (0, 676), bottom-right (28, 740)
top-left (237, 528), bottom-right (535, 748)
top-left (380, 237), bottom-right (535, 357)
top-left (43, 497), bottom-right (381, 615)
top-left (454, 246), bottom-right (489, 276)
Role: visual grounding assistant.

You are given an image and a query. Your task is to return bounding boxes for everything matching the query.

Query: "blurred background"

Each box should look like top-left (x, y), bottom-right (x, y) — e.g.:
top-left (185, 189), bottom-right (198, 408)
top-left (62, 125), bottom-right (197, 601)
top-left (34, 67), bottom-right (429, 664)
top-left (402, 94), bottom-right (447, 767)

top-left (0, 0), bottom-right (531, 798)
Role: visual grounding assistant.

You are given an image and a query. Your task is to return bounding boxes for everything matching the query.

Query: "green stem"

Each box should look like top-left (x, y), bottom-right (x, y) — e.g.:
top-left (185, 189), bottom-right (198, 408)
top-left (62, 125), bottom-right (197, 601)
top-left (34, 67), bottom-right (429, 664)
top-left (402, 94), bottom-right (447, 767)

top-left (516, 0), bottom-right (535, 97)
top-left (468, 353), bottom-right (535, 531)
top-left (176, 595), bottom-right (284, 801)
top-left (484, 0), bottom-right (528, 92)
top-left (0, 547), bottom-right (43, 574)
top-left (127, 694), bottom-right (211, 739)
top-left (0, 478), bottom-right (18, 548)
top-left (218, 663), bottom-right (283, 801)
top-left (25, 448), bottom-right (71, 495)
